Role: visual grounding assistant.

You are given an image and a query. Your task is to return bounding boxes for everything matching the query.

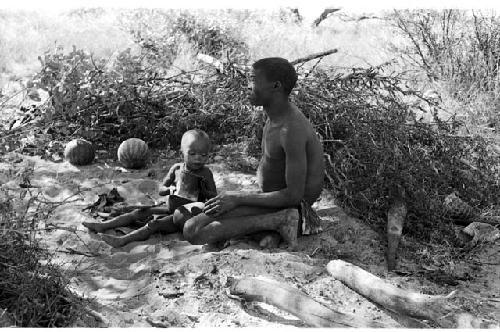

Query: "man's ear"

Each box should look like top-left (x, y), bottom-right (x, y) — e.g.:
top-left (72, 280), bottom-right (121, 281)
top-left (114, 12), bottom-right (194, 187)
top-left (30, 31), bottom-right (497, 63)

top-left (273, 81), bottom-right (283, 91)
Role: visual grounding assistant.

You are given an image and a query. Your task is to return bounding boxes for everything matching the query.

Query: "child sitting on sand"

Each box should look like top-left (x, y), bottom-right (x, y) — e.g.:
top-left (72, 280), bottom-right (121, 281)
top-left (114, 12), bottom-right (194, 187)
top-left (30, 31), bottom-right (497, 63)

top-left (82, 129), bottom-right (217, 247)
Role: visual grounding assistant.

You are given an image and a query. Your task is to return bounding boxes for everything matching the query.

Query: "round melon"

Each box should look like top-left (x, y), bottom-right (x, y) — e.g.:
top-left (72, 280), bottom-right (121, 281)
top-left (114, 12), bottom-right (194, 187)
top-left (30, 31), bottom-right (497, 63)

top-left (118, 138), bottom-right (149, 169)
top-left (64, 138), bottom-right (95, 166)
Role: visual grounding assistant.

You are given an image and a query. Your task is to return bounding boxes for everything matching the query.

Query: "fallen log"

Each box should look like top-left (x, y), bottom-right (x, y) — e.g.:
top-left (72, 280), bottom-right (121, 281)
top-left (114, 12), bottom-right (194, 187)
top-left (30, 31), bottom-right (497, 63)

top-left (326, 260), bottom-right (498, 328)
top-left (227, 275), bottom-right (396, 328)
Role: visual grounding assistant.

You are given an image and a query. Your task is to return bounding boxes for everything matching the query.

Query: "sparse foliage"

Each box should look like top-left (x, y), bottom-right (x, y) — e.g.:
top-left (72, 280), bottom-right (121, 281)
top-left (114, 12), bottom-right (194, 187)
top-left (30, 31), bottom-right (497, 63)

top-left (295, 65), bottom-right (500, 240)
top-left (391, 9), bottom-right (500, 99)
top-left (0, 165), bottom-right (87, 327)
top-left (30, 11), bottom-right (252, 150)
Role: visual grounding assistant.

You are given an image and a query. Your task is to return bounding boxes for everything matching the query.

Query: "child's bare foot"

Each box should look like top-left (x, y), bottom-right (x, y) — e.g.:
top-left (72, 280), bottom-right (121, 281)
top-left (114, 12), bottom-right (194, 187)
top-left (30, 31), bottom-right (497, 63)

top-left (82, 221), bottom-right (108, 233)
top-left (101, 234), bottom-right (126, 248)
top-left (277, 209), bottom-right (299, 250)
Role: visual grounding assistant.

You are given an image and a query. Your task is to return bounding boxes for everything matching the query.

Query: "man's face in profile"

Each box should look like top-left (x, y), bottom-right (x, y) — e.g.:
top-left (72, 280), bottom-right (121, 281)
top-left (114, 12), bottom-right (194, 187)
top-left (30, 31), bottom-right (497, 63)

top-left (248, 69), bottom-right (274, 107)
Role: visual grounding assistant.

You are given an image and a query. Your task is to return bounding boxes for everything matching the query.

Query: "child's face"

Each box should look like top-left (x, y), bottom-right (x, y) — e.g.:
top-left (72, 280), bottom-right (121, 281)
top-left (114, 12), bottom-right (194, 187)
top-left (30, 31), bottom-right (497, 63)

top-left (181, 138), bottom-right (209, 171)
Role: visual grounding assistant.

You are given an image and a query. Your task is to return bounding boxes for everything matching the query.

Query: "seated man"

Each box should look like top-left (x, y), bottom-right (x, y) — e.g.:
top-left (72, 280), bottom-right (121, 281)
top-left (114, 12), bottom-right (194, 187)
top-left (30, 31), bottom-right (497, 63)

top-left (173, 57), bottom-right (325, 249)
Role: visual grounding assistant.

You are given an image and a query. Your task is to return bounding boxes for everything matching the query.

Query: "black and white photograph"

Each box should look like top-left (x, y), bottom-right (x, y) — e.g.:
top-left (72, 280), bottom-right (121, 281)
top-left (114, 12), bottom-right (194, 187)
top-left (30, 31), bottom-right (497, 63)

top-left (0, 0), bottom-right (499, 328)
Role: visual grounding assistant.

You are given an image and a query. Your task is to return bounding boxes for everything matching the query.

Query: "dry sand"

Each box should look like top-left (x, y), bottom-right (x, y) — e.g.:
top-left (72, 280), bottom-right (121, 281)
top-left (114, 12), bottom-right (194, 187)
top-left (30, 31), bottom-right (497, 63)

top-left (1, 152), bottom-right (498, 327)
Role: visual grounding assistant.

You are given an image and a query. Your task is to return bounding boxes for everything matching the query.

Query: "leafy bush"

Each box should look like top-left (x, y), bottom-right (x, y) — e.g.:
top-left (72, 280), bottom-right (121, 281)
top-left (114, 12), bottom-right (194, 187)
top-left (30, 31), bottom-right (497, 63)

top-left (0, 168), bottom-right (86, 327)
top-left (0, 232), bottom-right (83, 327)
top-left (172, 12), bottom-right (249, 61)
top-left (32, 54), bottom-right (257, 151)
top-left (29, 11), bottom-right (253, 151)
top-left (295, 65), bottom-right (500, 240)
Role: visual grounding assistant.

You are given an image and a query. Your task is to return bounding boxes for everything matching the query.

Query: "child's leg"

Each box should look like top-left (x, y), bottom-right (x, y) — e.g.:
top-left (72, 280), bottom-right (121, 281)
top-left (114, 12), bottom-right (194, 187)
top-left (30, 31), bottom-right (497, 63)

top-left (147, 215), bottom-right (177, 233)
top-left (101, 225), bottom-right (153, 247)
top-left (100, 215), bottom-right (177, 248)
top-left (83, 208), bottom-right (153, 233)
top-left (167, 195), bottom-right (195, 212)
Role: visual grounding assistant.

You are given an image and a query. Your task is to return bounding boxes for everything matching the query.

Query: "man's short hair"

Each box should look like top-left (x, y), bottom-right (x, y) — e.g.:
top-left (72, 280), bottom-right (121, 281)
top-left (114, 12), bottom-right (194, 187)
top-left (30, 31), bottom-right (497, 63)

top-left (252, 57), bottom-right (298, 96)
top-left (181, 129), bottom-right (210, 151)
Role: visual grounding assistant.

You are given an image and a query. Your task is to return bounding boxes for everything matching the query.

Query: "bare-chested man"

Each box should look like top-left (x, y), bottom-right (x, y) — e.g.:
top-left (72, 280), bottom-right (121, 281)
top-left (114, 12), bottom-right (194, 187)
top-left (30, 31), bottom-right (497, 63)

top-left (173, 57), bottom-right (324, 249)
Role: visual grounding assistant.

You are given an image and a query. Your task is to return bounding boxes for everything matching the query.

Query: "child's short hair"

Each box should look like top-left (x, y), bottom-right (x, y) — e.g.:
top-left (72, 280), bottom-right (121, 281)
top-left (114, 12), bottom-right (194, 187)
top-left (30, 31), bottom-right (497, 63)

top-left (180, 129), bottom-right (210, 151)
top-left (252, 57), bottom-right (298, 95)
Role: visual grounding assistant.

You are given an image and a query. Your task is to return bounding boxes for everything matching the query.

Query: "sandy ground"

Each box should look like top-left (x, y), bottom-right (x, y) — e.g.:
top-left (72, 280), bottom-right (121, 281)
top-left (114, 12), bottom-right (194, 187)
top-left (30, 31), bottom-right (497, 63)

top-left (0, 151), bottom-right (499, 328)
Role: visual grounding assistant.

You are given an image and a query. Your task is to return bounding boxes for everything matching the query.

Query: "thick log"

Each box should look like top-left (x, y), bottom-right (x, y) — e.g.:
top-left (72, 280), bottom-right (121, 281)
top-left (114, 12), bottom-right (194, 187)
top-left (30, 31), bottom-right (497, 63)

top-left (327, 260), bottom-right (498, 328)
top-left (228, 275), bottom-right (396, 328)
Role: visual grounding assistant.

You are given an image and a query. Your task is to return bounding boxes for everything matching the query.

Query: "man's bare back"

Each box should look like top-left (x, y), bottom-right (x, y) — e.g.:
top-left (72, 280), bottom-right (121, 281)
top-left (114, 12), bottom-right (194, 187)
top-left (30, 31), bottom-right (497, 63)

top-left (258, 105), bottom-right (324, 205)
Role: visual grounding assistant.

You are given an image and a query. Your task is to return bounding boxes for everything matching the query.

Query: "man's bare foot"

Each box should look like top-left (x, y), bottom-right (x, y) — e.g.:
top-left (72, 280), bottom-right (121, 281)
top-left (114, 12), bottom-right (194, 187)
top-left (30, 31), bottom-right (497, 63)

top-left (101, 234), bottom-right (126, 248)
top-left (82, 221), bottom-right (108, 233)
top-left (259, 233), bottom-right (281, 249)
top-left (277, 209), bottom-right (299, 250)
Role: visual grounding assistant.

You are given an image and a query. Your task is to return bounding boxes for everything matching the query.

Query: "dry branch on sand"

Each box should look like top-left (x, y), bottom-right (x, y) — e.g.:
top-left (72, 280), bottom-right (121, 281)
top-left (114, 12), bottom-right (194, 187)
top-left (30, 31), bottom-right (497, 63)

top-left (226, 259), bottom-right (499, 328)
top-left (227, 275), bottom-right (394, 328)
top-left (326, 260), bottom-right (499, 328)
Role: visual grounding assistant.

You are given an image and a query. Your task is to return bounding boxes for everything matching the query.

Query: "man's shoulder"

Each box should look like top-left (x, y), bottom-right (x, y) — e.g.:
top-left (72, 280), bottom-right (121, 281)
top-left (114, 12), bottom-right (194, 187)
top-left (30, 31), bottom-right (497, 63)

top-left (282, 110), bottom-right (311, 134)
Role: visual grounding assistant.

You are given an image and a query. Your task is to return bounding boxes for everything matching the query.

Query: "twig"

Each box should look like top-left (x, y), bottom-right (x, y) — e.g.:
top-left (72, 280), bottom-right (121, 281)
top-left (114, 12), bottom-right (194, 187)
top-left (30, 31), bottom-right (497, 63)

top-left (0, 87), bottom-right (29, 109)
top-left (310, 247), bottom-right (320, 256)
top-left (322, 139), bottom-right (345, 144)
top-left (56, 248), bottom-right (100, 257)
top-left (35, 190), bottom-right (84, 205)
top-left (312, 8), bottom-right (342, 27)
top-left (290, 49), bottom-right (339, 66)
top-left (478, 260), bottom-right (500, 265)
top-left (487, 298), bottom-right (500, 303)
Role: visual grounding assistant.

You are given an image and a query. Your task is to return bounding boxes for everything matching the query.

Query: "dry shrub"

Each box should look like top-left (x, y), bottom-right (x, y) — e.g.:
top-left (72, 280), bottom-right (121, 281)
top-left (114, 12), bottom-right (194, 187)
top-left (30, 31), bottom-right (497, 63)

top-left (0, 170), bottom-right (87, 327)
top-left (26, 10), bottom-right (253, 151)
top-left (390, 9), bottom-right (500, 129)
top-left (0, 232), bottom-right (83, 326)
top-left (295, 65), bottom-right (500, 240)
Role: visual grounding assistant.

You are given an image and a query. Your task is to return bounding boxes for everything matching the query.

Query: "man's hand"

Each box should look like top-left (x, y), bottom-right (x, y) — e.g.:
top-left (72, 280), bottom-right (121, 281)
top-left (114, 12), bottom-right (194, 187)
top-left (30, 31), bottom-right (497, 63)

top-left (203, 193), bottom-right (239, 217)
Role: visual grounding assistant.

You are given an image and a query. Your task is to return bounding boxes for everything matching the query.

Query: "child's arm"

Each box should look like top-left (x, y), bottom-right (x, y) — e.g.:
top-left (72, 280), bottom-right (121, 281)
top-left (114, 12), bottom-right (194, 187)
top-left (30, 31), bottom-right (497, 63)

top-left (159, 164), bottom-right (180, 196)
top-left (162, 163), bottom-right (180, 187)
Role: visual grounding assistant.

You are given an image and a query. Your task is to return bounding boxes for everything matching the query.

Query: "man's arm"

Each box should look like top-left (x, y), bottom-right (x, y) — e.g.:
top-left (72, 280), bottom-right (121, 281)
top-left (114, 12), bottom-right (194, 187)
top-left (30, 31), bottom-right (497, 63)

top-left (204, 122), bottom-right (307, 216)
top-left (238, 124), bottom-right (306, 206)
top-left (202, 168), bottom-right (218, 199)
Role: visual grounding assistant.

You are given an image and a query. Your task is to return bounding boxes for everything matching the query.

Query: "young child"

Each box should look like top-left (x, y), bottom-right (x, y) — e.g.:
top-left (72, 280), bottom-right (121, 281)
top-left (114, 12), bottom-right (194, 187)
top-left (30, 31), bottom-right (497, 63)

top-left (82, 129), bottom-right (217, 247)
